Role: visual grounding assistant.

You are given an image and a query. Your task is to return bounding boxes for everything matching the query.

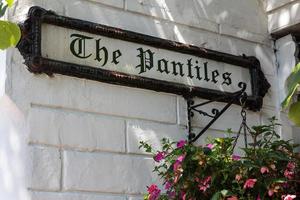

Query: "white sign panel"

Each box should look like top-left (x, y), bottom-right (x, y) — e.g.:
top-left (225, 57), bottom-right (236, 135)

top-left (41, 24), bottom-right (252, 95)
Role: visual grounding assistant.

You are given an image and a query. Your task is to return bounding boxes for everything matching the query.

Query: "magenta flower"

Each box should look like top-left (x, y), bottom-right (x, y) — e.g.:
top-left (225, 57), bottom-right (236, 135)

top-left (260, 166), bottom-right (269, 174)
top-left (180, 191), bottom-right (187, 200)
top-left (268, 189), bottom-right (274, 197)
top-left (147, 184), bottom-right (161, 200)
top-left (227, 196), bottom-right (238, 200)
top-left (177, 140), bottom-right (187, 148)
top-left (256, 195), bottom-right (261, 200)
top-left (206, 143), bottom-right (214, 150)
top-left (173, 160), bottom-right (182, 172)
top-left (164, 181), bottom-right (172, 190)
top-left (232, 155), bottom-right (241, 161)
top-left (284, 169), bottom-right (294, 180)
top-left (177, 155), bottom-right (185, 162)
top-left (287, 162), bottom-right (296, 170)
top-left (197, 176), bottom-right (211, 192)
top-left (153, 151), bottom-right (165, 162)
top-left (243, 179), bottom-right (257, 189)
top-left (283, 195), bottom-right (296, 200)
top-left (167, 191), bottom-right (175, 199)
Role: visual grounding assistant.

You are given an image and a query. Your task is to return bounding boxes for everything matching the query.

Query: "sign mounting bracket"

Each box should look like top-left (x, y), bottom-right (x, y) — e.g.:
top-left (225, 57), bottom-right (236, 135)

top-left (185, 83), bottom-right (247, 143)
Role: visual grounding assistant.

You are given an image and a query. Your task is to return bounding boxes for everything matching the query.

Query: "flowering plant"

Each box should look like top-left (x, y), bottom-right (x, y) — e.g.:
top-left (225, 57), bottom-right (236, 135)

top-left (140, 118), bottom-right (300, 200)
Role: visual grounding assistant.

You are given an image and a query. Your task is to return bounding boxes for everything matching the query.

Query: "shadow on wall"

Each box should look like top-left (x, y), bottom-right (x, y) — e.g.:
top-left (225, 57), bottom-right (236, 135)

top-left (0, 95), bottom-right (30, 200)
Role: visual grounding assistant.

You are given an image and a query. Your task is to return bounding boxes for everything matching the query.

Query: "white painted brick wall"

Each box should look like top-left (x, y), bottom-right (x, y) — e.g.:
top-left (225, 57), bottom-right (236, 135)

top-left (28, 146), bottom-right (61, 191)
top-left (28, 106), bottom-right (126, 152)
top-left (2, 0), bottom-right (285, 200)
top-left (31, 191), bottom-right (126, 200)
top-left (63, 151), bottom-right (158, 194)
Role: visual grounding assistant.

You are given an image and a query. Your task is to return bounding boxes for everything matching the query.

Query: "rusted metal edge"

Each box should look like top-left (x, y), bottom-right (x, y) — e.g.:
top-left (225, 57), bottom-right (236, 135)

top-left (17, 6), bottom-right (271, 111)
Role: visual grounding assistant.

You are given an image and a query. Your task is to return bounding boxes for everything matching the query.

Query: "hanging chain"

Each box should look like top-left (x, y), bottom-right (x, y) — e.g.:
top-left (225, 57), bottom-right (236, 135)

top-left (233, 92), bottom-right (251, 150)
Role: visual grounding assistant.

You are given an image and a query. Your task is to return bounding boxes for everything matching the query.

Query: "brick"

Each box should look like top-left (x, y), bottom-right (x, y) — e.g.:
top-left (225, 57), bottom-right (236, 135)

top-left (31, 191), bottom-right (125, 200)
top-left (63, 151), bottom-right (160, 194)
top-left (275, 35), bottom-right (297, 103)
top-left (28, 146), bottom-right (61, 191)
top-left (128, 196), bottom-right (144, 200)
top-left (177, 96), bottom-right (188, 126)
top-left (218, 35), bottom-right (275, 76)
top-left (262, 75), bottom-right (279, 108)
top-left (126, 0), bottom-right (219, 33)
top-left (171, 25), bottom-right (219, 50)
top-left (64, 0), bottom-right (174, 39)
top-left (28, 106), bottom-right (126, 152)
top-left (163, 0), bottom-right (267, 35)
top-left (12, 63), bottom-right (177, 123)
top-left (126, 120), bottom-right (187, 154)
top-left (87, 0), bottom-right (124, 9)
top-left (219, 24), bottom-right (268, 44)
top-left (268, 2), bottom-right (300, 33)
top-left (265, 0), bottom-right (297, 12)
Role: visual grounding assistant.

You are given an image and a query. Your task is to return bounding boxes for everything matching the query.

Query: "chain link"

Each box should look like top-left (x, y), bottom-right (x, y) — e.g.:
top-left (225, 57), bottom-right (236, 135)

top-left (232, 92), bottom-right (249, 149)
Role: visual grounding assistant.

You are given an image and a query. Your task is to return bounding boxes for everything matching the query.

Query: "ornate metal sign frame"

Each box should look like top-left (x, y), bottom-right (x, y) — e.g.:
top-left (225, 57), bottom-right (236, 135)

top-left (17, 6), bottom-right (270, 111)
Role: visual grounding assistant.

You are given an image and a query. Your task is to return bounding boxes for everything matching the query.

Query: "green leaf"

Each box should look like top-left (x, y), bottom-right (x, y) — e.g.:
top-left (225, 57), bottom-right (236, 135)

top-left (0, 20), bottom-right (21, 50)
top-left (288, 101), bottom-right (300, 126)
top-left (211, 192), bottom-right (221, 200)
top-left (5, 0), bottom-right (13, 7)
top-left (282, 63), bottom-right (300, 108)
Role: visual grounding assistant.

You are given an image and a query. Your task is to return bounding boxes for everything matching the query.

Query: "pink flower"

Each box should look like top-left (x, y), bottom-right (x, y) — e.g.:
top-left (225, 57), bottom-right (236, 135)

top-left (243, 179), bottom-right (257, 189)
top-left (268, 189), bottom-right (274, 197)
top-left (153, 151), bottom-right (165, 162)
top-left (287, 162), bottom-right (296, 170)
top-left (173, 161), bottom-right (182, 172)
top-left (256, 195), bottom-right (261, 200)
top-left (177, 140), bottom-right (187, 148)
top-left (232, 155), bottom-right (241, 161)
top-left (147, 184), bottom-right (161, 200)
top-left (260, 166), bottom-right (269, 174)
top-left (227, 196), bottom-right (238, 200)
top-left (197, 176), bottom-right (211, 192)
top-left (284, 169), bottom-right (294, 180)
top-left (167, 191), bottom-right (175, 199)
top-left (206, 143), bottom-right (214, 150)
top-left (235, 174), bottom-right (242, 182)
top-left (177, 155), bottom-right (185, 162)
top-left (282, 195), bottom-right (296, 200)
top-left (164, 181), bottom-right (172, 190)
top-left (181, 191), bottom-right (186, 200)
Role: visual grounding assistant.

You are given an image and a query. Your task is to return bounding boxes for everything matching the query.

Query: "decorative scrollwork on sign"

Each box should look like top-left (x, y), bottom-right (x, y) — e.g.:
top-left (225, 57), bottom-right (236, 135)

top-left (187, 82), bottom-right (247, 143)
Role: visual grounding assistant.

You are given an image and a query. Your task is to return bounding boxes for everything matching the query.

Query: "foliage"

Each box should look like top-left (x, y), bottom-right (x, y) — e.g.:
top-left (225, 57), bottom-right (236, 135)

top-left (0, 0), bottom-right (21, 50)
top-left (140, 118), bottom-right (300, 200)
top-left (281, 63), bottom-right (300, 126)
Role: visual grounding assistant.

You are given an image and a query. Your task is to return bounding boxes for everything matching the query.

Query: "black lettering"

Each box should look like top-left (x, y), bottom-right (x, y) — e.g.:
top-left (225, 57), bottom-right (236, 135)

top-left (211, 70), bottom-right (219, 84)
top-left (157, 59), bottom-right (170, 74)
top-left (187, 58), bottom-right (194, 79)
top-left (95, 39), bottom-right (108, 66)
top-left (70, 34), bottom-right (93, 59)
top-left (203, 62), bottom-right (210, 82)
top-left (136, 48), bottom-right (155, 74)
top-left (222, 72), bottom-right (232, 85)
top-left (194, 66), bottom-right (202, 80)
top-left (171, 61), bottom-right (184, 77)
top-left (112, 50), bottom-right (122, 65)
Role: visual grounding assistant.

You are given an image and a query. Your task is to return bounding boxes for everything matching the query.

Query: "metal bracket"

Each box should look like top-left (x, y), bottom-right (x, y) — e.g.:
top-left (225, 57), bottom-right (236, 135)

top-left (187, 82), bottom-right (247, 143)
